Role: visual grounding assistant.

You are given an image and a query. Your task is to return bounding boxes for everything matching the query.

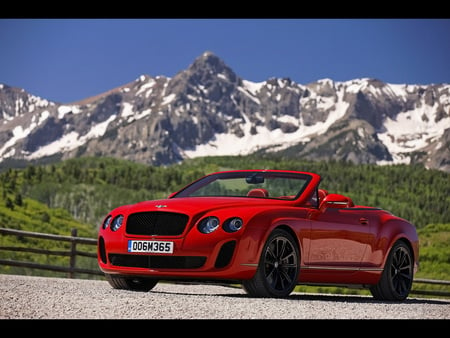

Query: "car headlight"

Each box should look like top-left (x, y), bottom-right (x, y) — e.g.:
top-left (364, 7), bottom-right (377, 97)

top-left (102, 215), bottom-right (112, 230)
top-left (111, 215), bottom-right (124, 232)
top-left (198, 216), bottom-right (220, 234)
top-left (223, 217), bottom-right (243, 233)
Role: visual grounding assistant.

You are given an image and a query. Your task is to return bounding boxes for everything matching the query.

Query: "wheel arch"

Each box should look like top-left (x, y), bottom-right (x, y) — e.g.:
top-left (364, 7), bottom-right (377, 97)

top-left (383, 236), bottom-right (418, 274)
top-left (249, 222), bottom-right (302, 269)
top-left (274, 224), bottom-right (301, 254)
top-left (376, 217), bottom-right (419, 271)
top-left (267, 224), bottom-right (303, 267)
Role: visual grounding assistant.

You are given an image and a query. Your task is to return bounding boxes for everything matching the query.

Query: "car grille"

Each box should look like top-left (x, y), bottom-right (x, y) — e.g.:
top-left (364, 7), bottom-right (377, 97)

top-left (126, 211), bottom-right (189, 236)
top-left (109, 254), bottom-right (206, 269)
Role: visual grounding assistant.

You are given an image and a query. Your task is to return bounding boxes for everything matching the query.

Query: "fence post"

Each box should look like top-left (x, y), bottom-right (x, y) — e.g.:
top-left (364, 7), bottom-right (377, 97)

top-left (69, 228), bottom-right (77, 278)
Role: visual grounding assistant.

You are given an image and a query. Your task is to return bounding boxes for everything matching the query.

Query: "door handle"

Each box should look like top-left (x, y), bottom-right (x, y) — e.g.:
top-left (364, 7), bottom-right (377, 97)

top-left (359, 218), bottom-right (369, 225)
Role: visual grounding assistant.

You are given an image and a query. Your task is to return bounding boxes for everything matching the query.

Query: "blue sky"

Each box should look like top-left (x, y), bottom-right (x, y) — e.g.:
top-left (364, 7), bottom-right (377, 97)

top-left (1, 18), bottom-right (449, 104)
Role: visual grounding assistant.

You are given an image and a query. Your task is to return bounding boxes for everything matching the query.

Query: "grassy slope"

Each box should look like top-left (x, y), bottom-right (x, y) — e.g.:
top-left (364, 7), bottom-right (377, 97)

top-left (0, 197), bottom-right (98, 278)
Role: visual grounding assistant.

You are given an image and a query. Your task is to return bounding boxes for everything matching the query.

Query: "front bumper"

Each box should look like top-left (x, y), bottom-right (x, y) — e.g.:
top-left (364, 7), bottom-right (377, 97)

top-left (97, 233), bottom-right (259, 280)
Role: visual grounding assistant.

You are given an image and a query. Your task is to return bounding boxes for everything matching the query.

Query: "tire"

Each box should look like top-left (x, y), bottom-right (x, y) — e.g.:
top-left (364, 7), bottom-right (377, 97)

top-left (242, 228), bottom-right (300, 298)
top-left (105, 274), bottom-right (158, 292)
top-left (370, 241), bottom-right (414, 301)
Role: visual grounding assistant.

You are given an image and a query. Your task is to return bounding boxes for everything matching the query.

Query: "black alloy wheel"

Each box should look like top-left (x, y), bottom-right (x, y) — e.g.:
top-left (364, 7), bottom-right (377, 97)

top-left (243, 228), bottom-right (300, 298)
top-left (370, 241), bottom-right (414, 301)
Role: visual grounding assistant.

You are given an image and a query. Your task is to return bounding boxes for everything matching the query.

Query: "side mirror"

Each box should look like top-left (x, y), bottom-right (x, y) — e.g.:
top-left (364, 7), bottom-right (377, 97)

top-left (320, 193), bottom-right (354, 210)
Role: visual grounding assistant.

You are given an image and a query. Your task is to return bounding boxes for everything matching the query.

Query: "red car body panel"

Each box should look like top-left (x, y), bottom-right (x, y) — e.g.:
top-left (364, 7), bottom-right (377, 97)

top-left (97, 169), bottom-right (419, 290)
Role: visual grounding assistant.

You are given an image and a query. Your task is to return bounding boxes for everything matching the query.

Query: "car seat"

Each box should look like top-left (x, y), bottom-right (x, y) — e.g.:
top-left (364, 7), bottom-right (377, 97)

top-left (318, 189), bottom-right (329, 204)
top-left (247, 188), bottom-right (269, 198)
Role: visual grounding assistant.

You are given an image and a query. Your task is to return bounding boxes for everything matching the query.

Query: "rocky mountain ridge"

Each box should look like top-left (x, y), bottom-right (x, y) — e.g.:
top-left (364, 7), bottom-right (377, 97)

top-left (1, 51), bottom-right (449, 172)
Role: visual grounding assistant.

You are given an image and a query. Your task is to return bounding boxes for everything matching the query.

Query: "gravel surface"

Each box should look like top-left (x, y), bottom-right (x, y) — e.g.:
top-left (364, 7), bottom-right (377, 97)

top-left (0, 274), bottom-right (449, 319)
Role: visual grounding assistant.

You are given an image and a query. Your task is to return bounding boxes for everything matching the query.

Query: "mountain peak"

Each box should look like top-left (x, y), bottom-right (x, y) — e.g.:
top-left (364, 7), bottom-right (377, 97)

top-left (200, 50), bottom-right (217, 59)
top-left (186, 51), bottom-right (238, 83)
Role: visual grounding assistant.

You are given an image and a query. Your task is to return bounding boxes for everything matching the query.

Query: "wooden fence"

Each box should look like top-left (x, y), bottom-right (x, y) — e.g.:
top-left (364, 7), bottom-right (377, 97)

top-left (0, 227), bottom-right (103, 278)
top-left (0, 227), bottom-right (449, 298)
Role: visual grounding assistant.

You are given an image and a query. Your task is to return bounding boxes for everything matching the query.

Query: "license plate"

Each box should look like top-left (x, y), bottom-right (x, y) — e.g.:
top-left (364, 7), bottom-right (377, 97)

top-left (128, 240), bottom-right (174, 254)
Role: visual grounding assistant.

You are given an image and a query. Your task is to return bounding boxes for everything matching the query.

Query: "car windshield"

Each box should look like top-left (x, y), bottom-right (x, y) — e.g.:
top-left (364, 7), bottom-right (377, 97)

top-left (172, 171), bottom-right (312, 200)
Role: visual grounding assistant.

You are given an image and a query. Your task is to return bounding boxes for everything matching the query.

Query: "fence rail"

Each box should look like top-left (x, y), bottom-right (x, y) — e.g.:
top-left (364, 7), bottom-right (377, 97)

top-left (0, 227), bottom-right (449, 298)
top-left (409, 278), bottom-right (450, 297)
top-left (0, 227), bottom-right (103, 278)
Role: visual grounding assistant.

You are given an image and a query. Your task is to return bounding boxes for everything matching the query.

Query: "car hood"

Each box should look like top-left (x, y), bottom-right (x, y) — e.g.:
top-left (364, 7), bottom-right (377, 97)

top-left (111, 196), bottom-right (284, 217)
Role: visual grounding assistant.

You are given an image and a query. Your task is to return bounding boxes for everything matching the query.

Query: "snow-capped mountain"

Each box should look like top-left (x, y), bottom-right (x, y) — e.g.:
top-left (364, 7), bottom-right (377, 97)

top-left (1, 51), bottom-right (449, 172)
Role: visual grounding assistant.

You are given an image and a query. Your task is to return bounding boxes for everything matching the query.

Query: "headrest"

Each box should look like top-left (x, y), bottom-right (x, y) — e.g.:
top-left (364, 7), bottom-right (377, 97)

top-left (247, 188), bottom-right (269, 198)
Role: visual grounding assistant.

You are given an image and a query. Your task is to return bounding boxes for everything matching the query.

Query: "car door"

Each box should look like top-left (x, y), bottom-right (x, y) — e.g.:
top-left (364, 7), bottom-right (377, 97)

top-left (306, 205), bottom-right (372, 267)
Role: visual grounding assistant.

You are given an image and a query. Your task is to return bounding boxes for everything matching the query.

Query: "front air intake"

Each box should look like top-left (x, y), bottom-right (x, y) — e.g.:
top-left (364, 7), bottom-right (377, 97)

top-left (215, 240), bottom-right (236, 268)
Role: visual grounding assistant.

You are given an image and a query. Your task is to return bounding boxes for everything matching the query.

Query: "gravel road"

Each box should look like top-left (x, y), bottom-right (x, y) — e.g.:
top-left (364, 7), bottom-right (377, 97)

top-left (0, 274), bottom-right (449, 319)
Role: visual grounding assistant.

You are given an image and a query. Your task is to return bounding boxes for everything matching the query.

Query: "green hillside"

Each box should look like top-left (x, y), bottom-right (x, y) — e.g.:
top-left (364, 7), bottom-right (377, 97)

top-left (0, 196), bottom-right (98, 278)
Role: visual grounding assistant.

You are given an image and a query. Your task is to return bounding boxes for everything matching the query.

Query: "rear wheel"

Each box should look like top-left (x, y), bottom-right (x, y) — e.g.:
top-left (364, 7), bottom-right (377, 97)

top-left (242, 228), bottom-right (299, 298)
top-left (370, 241), bottom-right (414, 301)
top-left (105, 274), bottom-right (158, 292)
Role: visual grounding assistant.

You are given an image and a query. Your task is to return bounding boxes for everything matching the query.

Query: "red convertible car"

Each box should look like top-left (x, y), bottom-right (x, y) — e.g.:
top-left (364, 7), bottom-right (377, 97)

top-left (97, 169), bottom-right (419, 300)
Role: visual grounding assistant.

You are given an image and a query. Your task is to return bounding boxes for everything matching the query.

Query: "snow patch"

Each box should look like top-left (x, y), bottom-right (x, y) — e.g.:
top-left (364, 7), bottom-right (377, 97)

top-left (35, 97), bottom-right (51, 108)
top-left (58, 105), bottom-right (81, 119)
top-left (131, 108), bottom-right (152, 122)
top-left (121, 102), bottom-right (135, 118)
top-left (27, 115), bottom-right (117, 160)
top-left (136, 78), bottom-right (155, 97)
top-left (162, 93), bottom-right (176, 105)
top-left (378, 102), bottom-right (450, 153)
top-left (345, 79), bottom-right (372, 94)
top-left (242, 80), bottom-right (264, 96)
top-left (278, 79), bottom-right (287, 88)
top-left (38, 110), bottom-right (50, 125)
top-left (277, 115), bottom-right (299, 125)
top-left (184, 90), bottom-right (349, 158)
top-left (357, 127), bottom-right (365, 138)
top-left (317, 78), bottom-right (334, 86)
top-left (386, 83), bottom-right (407, 98)
top-left (0, 122), bottom-right (37, 157)
top-left (238, 85), bottom-right (260, 104)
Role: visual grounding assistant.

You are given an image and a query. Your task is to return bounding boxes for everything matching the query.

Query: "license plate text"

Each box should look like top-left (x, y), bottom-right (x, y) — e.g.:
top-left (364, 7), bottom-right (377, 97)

top-left (128, 240), bottom-right (174, 253)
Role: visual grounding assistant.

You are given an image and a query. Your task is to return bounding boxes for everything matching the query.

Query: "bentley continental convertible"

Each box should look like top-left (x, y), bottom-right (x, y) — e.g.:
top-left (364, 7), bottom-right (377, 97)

top-left (97, 169), bottom-right (419, 300)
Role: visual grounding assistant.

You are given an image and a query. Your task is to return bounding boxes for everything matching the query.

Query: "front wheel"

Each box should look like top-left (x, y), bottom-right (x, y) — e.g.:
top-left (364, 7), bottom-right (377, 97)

top-left (105, 274), bottom-right (158, 292)
top-left (242, 228), bottom-right (300, 298)
top-left (370, 241), bottom-right (414, 301)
